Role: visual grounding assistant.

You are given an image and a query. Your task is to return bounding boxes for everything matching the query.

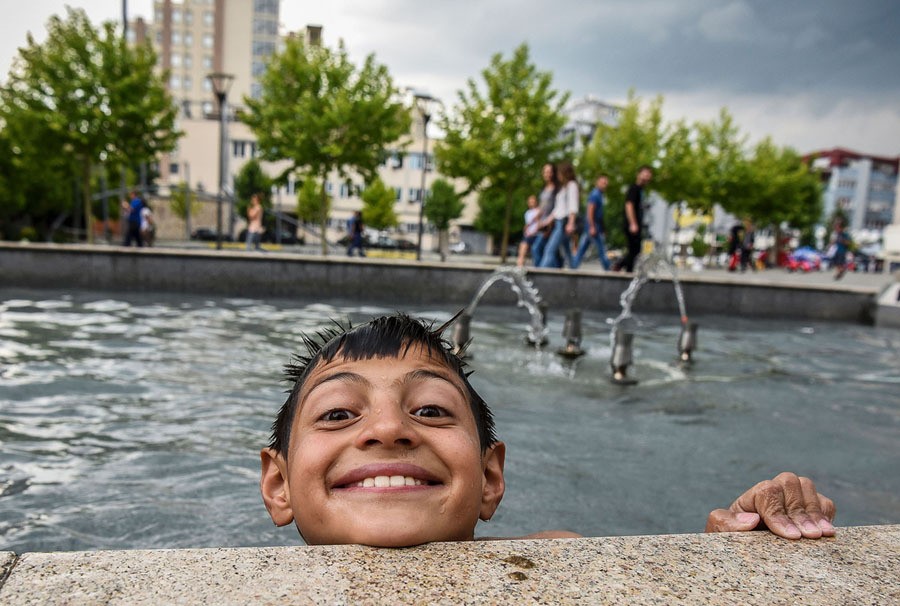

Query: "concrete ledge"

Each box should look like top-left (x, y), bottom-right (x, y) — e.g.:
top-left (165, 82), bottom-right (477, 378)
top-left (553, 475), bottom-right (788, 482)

top-left (0, 242), bottom-right (879, 323)
top-left (875, 282), bottom-right (900, 328)
top-left (1, 526), bottom-right (897, 604)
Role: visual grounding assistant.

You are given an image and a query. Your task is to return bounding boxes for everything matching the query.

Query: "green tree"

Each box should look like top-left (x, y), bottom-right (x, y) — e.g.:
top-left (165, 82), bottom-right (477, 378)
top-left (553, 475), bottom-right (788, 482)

top-left (436, 43), bottom-right (568, 263)
top-left (692, 108), bottom-right (749, 217)
top-left (170, 181), bottom-right (202, 240)
top-left (424, 179), bottom-right (465, 261)
top-left (740, 139), bottom-right (822, 261)
top-left (0, 8), bottom-right (179, 242)
top-left (297, 178), bottom-right (331, 234)
top-left (233, 159), bottom-right (273, 220)
top-left (244, 37), bottom-right (410, 255)
top-left (360, 177), bottom-right (398, 231)
top-left (580, 92), bottom-right (666, 248)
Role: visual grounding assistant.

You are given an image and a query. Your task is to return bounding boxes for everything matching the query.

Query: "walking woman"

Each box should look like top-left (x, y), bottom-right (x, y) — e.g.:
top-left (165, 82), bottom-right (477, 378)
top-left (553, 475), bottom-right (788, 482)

top-left (530, 163), bottom-right (558, 266)
top-left (539, 161), bottom-right (579, 268)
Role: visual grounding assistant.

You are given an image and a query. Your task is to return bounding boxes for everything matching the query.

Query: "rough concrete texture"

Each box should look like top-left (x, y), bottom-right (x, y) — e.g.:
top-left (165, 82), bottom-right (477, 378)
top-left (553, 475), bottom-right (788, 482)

top-left (0, 243), bottom-right (884, 323)
top-left (1, 553), bottom-right (17, 587)
top-left (1, 526), bottom-right (897, 605)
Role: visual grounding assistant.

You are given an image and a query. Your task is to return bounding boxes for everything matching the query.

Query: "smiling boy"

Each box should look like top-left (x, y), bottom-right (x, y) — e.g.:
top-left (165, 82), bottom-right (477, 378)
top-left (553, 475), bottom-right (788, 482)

top-left (260, 314), bottom-right (835, 546)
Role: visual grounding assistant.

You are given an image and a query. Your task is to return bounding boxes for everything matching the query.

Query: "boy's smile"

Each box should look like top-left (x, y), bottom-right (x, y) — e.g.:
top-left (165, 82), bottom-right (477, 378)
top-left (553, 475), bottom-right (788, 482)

top-left (260, 348), bottom-right (505, 546)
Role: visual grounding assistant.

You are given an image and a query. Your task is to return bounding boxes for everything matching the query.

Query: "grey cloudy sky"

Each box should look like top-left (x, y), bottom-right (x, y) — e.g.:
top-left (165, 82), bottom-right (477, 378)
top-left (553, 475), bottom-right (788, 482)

top-left (3, 1), bottom-right (899, 156)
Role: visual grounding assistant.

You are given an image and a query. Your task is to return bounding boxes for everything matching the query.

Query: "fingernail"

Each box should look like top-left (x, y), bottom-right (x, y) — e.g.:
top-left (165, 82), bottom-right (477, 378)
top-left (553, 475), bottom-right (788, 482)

top-left (802, 520), bottom-right (820, 534)
top-left (785, 523), bottom-right (802, 539)
top-left (736, 512), bottom-right (759, 525)
top-left (818, 519), bottom-right (835, 533)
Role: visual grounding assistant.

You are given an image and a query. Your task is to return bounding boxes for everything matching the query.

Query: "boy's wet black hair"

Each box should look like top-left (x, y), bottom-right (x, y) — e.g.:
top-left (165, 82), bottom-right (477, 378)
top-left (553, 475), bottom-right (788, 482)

top-left (269, 313), bottom-right (497, 457)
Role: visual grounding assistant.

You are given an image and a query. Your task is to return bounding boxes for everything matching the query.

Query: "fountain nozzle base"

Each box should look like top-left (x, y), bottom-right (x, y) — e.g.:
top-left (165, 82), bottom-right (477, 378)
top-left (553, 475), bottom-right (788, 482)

top-left (556, 343), bottom-right (585, 359)
top-left (611, 368), bottom-right (638, 385)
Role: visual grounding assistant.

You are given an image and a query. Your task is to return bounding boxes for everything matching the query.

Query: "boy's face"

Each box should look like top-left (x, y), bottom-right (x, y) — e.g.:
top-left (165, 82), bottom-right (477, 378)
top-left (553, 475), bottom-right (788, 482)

top-left (260, 347), bottom-right (505, 546)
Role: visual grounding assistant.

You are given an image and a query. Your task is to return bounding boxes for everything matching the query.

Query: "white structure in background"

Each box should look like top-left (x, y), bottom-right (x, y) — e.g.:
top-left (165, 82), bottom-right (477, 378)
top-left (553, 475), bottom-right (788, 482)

top-left (561, 96), bottom-right (622, 154)
top-left (808, 148), bottom-right (898, 241)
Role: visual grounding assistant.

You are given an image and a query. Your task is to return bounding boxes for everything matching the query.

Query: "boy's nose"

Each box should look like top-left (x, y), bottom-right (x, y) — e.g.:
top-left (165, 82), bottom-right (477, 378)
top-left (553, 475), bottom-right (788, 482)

top-left (356, 405), bottom-right (419, 449)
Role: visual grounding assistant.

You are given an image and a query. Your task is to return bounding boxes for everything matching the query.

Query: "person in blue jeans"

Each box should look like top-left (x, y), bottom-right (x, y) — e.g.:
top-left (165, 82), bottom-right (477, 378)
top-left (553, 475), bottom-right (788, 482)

top-left (531, 163), bottom-right (558, 266)
top-left (572, 175), bottom-right (611, 270)
top-left (539, 161), bottom-right (579, 268)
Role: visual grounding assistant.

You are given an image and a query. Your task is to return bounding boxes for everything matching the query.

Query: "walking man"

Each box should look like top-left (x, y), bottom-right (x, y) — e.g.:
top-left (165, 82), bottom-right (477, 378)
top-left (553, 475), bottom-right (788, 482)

top-left (572, 175), bottom-right (611, 270)
top-left (122, 190), bottom-right (144, 247)
top-left (347, 211), bottom-right (366, 257)
top-left (620, 165), bottom-right (653, 273)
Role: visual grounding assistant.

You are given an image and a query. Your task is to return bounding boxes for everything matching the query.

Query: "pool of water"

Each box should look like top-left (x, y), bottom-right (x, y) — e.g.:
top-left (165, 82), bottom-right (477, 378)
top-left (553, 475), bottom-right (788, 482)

top-left (1, 288), bottom-right (898, 553)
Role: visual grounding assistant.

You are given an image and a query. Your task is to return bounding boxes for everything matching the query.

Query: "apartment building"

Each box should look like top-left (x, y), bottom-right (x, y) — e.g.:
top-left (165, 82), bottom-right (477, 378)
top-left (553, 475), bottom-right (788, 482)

top-left (808, 148), bottom-right (899, 238)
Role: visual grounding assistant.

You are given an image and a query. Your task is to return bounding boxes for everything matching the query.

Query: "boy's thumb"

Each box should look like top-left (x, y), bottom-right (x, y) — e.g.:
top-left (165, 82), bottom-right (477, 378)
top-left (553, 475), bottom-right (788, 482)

top-left (706, 509), bottom-right (760, 533)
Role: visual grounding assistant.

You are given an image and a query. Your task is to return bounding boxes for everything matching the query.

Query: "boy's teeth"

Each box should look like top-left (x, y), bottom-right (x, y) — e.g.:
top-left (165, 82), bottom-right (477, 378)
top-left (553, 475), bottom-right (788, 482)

top-left (353, 475), bottom-right (425, 487)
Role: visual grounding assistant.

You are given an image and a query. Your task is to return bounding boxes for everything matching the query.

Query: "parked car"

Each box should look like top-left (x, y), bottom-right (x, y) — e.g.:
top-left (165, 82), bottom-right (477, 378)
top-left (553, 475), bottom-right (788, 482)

top-left (191, 228), bottom-right (231, 242)
top-left (237, 228), bottom-right (303, 245)
top-left (449, 241), bottom-right (471, 255)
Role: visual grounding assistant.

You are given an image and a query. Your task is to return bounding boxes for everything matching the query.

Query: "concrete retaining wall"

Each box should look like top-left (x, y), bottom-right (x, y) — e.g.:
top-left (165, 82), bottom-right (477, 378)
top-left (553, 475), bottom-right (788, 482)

top-left (0, 243), bottom-right (877, 323)
top-left (1, 526), bottom-right (897, 604)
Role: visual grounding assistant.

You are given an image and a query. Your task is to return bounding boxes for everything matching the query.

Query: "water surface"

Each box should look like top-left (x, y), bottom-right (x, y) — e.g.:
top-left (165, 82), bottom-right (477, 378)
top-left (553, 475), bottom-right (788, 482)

top-left (1, 289), bottom-right (898, 552)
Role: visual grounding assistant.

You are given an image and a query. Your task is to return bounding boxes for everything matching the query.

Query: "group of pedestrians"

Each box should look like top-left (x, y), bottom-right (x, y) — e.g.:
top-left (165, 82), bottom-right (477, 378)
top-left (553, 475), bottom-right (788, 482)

top-left (121, 190), bottom-right (155, 247)
top-left (517, 162), bottom-right (653, 272)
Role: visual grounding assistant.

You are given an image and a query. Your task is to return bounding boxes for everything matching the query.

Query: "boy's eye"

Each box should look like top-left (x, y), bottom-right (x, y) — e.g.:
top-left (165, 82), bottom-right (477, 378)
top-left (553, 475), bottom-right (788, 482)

top-left (320, 409), bottom-right (356, 422)
top-left (412, 405), bottom-right (448, 418)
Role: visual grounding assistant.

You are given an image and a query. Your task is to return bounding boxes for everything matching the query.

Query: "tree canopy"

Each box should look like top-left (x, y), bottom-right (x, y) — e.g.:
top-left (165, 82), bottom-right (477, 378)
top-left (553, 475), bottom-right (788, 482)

top-left (0, 7), bottom-right (179, 241)
top-left (436, 43), bottom-right (568, 263)
top-left (360, 177), bottom-right (398, 231)
top-left (244, 37), bottom-right (410, 255)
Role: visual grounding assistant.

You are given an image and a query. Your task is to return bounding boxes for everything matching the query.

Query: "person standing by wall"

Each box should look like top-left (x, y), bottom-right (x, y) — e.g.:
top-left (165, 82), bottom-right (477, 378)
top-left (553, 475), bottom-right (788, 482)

top-left (140, 200), bottom-right (155, 247)
top-left (619, 165), bottom-right (653, 273)
top-left (245, 193), bottom-right (264, 251)
top-left (740, 217), bottom-right (756, 272)
top-left (572, 175), bottom-right (611, 270)
top-left (121, 190), bottom-right (144, 247)
top-left (832, 219), bottom-right (851, 280)
top-left (539, 161), bottom-right (579, 268)
top-left (516, 195), bottom-right (540, 267)
top-left (531, 163), bottom-right (558, 266)
top-left (346, 210), bottom-right (366, 257)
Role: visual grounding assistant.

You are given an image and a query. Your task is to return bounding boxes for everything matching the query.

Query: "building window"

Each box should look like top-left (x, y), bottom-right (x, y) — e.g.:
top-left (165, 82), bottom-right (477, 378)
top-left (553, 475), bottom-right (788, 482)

top-left (171, 53), bottom-right (181, 67)
top-left (252, 61), bottom-right (266, 77)
top-left (171, 31), bottom-right (181, 45)
top-left (203, 56), bottom-right (213, 70)
top-left (184, 32), bottom-right (193, 46)
top-left (203, 11), bottom-right (214, 27)
top-left (155, 31), bottom-right (163, 44)
top-left (250, 83), bottom-right (263, 99)
top-left (253, 41), bottom-right (276, 56)
top-left (254, 0), bottom-right (279, 15)
top-left (184, 54), bottom-right (193, 69)
top-left (202, 33), bottom-right (213, 49)
top-left (183, 75), bottom-right (192, 90)
top-left (254, 18), bottom-right (278, 35)
top-left (172, 9), bottom-right (182, 23)
top-left (250, 142), bottom-right (258, 158)
top-left (202, 101), bottom-right (214, 116)
top-left (340, 183), bottom-right (350, 198)
top-left (409, 188), bottom-right (423, 203)
top-left (170, 163), bottom-right (180, 174)
top-left (202, 79), bottom-right (212, 92)
top-left (169, 74), bottom-right (181, 89)
top-left (325, 182), bottom-right (333, 194)
top-left (394, 187), bottom-right (402, 201)
top-left (233, 141), bottom-right (246, 158)
top-left (408, 153), bottom-right (423, 170)
top-left (184, 10), bottom-right (193, 26)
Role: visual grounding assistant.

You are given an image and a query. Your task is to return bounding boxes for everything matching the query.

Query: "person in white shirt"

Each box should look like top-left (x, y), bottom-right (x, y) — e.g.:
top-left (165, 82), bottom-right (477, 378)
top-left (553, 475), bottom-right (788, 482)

top-left (538, 161), bottom-right (579, 268)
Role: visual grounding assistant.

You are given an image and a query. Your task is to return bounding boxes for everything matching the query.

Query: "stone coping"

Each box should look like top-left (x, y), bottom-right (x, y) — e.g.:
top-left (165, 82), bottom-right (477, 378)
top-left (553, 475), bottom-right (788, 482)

top-left (0, 242), bottom-right (885, 322)
top-left (1, 525), bottom-right (897, 604)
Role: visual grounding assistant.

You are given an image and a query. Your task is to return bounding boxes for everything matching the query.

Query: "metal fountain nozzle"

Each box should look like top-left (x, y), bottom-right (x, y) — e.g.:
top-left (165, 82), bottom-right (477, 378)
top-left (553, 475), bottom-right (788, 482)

top-left (556, 309), bottom-right (585, 359)
top-left (610, 328), bottom-right (637, 385)
top-left (677, 321), bottom-right (699, 363)
top-left (451, 313), bottom-right (472, 357)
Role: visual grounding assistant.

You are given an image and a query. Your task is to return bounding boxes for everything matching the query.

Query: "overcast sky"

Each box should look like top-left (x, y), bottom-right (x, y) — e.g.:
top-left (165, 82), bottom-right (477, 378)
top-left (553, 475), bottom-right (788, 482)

top-left (3, 1), bottom-right (899, 156)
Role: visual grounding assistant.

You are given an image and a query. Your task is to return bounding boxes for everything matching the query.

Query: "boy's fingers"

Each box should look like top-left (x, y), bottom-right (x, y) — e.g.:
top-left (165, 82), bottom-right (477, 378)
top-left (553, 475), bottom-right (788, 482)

top-left (705, 509), bottom-right (760, 533)
top-left (729, 473), bottom-right (836, 540)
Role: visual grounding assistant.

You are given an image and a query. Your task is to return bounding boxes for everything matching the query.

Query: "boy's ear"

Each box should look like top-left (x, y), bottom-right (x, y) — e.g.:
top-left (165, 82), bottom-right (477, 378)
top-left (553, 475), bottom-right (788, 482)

top-left (479, 442), bottom-right (506, 521)
top-left (260, 448), bottom-right (295, 527)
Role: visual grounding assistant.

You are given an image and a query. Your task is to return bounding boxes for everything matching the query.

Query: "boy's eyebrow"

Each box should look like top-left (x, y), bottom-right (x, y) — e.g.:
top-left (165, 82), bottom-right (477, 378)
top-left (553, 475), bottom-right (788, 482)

top-left (305, 367), bottom-right (466, 400)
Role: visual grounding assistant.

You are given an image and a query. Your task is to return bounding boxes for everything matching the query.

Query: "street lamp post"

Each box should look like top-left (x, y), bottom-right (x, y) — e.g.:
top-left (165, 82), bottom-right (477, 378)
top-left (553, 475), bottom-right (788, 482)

top-left (413, 93), bottom-right (439, 261)
top-left (207, 72), bottom-right (234, 250)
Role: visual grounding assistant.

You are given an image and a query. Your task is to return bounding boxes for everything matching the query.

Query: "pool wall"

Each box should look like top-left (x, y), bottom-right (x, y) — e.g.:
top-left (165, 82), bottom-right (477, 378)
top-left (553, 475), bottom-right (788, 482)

top-left (0, 243), bottom-right (878, 323)
top-left (1, 525), bottom-right (897, 604)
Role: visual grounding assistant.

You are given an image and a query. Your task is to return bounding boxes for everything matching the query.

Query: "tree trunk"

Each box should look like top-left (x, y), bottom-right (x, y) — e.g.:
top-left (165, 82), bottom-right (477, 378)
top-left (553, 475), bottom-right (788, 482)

top-left (439, 229), bottom-right (447, 262)
top-left (83, 159), bottom-right (94, 244)
top-left (771, 223), bottom-right (782, 268)
top-left (499, 190), bottom-right (513, 264)
top-left (319, 181), bottom-right (329, 256)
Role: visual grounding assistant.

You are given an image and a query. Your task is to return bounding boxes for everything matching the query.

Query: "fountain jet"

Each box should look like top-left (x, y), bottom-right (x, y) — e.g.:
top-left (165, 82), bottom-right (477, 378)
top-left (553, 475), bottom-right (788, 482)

top-left (610, 328), bottom-right (637, 385)
top-left (557, 309), bottom-right (585, 359)
top-left (677, 321), bottom-right (698, 363)
top-left (451, 312), bottom-right (472, 357)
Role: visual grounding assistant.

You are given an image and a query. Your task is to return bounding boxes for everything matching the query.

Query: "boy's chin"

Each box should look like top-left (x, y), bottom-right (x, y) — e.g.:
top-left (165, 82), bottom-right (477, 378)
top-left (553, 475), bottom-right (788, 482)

top-left (302, 519), bottom-right (474, 547)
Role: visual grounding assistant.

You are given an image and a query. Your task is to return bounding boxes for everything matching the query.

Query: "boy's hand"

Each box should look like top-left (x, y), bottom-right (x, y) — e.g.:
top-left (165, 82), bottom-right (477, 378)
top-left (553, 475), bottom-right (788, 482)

top-left (705, 472), bottom-right (836, 539)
